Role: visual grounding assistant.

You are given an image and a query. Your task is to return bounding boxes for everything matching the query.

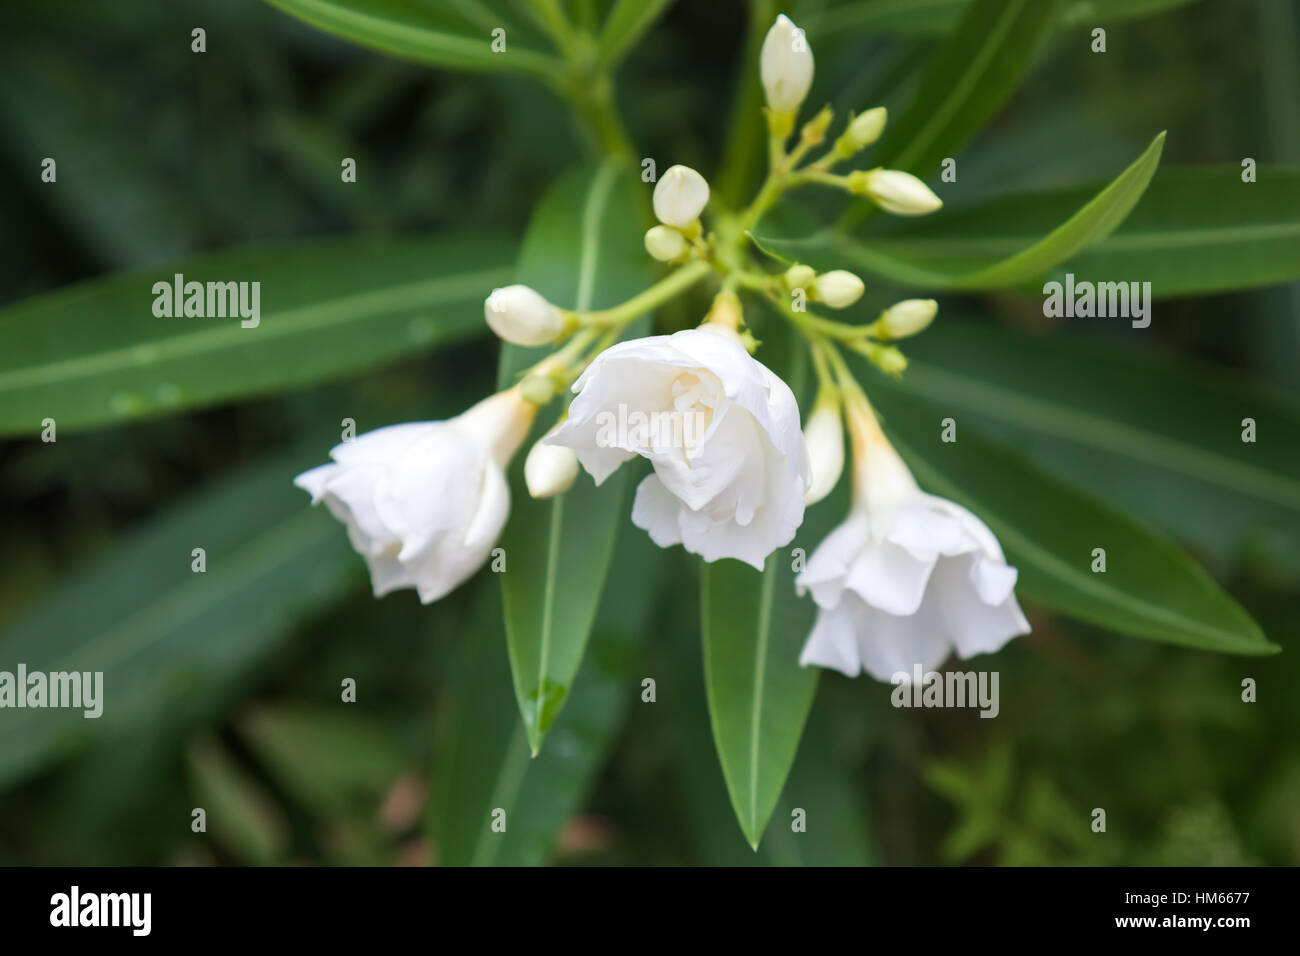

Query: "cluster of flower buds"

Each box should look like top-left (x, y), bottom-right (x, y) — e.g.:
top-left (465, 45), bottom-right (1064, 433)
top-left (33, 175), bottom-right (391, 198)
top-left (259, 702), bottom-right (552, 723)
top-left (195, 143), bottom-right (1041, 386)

top-left (783, 264), bottom-right (865, 309)
top-left (644, 165), bottom-right (711, 263)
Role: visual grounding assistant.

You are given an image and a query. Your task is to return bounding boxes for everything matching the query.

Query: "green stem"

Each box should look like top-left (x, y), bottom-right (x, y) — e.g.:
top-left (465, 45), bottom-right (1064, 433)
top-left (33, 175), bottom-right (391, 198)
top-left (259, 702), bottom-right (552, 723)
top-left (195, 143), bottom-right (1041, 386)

top-left (583, 260), bottom-right (713, 328)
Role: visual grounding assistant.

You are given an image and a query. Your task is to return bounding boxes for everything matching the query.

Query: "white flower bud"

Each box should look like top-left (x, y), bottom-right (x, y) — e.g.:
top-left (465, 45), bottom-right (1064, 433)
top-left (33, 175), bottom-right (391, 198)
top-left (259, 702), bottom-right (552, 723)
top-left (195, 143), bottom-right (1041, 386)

top-left (784, 264), bottom-right (816, 291)
top-left (644, 225), bottom-right (689, 262)
top-left (653, 165), bottom-right (710, 229)
top-left (879, 299), bottom-right (938, 339)
top-left (812, 270), bottom-right (864, 309)
top-left (840, 107), bottom-right (887, 153)
top-left (760, 14), bottom-right (814, 115)
top-left (854, 168), bottom-right (942, 216)
top-left (526, 435), bottom-right (579, 498)
top-left (485, 285), bottom-right (565, 346)
top-left (803, 400), bottom-right (844, 505)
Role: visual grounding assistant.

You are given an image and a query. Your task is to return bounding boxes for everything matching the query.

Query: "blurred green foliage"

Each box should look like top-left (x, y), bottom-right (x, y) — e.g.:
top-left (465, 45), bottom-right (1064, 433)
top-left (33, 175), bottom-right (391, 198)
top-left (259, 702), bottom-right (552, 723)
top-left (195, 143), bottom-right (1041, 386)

top-left (0, 0), bottom-right (1296, 865)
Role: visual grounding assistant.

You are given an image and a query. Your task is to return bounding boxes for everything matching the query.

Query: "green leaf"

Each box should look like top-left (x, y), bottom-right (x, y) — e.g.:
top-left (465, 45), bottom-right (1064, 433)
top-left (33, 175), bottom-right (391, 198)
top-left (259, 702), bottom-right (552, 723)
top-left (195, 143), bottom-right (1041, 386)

top-left (698, 324), bottom-right (844, 850)
top-left (847, 165), bottom-right (1300, 298)
top-left (863, 376), bottom-right (1279, 656)
top-left (883, 320), bottom-right (1300, 567)
top-left (0, 234), bottom-right (513, 436)
top-left (496, 162), bottom-right (650, 754)
top-left (185, 735), bottom-right (290, 865)
top-left (429, 525), bottom-right (663, 865)
top-left (261, 0), bottom-right (562, 76)
top-left (763, 132), bottom-right (1166, 290)
top-left (597, 0), bottom-right (676, 68)
top-left (804, 0), bottom-right (1203, 36)
top-left (837, 0), bottom-right (1060, 229)
top-left (0, 450), bottom-right (362, 789)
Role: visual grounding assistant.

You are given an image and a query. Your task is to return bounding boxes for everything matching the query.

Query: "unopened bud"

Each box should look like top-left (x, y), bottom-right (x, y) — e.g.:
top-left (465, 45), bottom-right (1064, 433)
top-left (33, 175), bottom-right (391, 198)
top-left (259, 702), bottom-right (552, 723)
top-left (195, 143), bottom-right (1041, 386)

top-left (653, 165), bottom-right (710, 229)
top-left (878, 299), bottom-right (937, 339)
top-left (526, 436), bottom-right (579, 498)
top-left (760, 14), bottom-right (814, 116)
top-left (850, 168), bottom-right (942, 215)
top-left (485, 285), bottom-right (565, 346)
top-left (835, 107), bottom-right (887, 157)
top-left (800, 106), bottom-right (834, 146)
top-left (803, 396), bottom-right (844, 505)
top-left (784, 264), bottom-right (816, 291)
top-left (813, 270), bottom-right (864, 309)
top-left (644, 225), bottom-right (688, 262)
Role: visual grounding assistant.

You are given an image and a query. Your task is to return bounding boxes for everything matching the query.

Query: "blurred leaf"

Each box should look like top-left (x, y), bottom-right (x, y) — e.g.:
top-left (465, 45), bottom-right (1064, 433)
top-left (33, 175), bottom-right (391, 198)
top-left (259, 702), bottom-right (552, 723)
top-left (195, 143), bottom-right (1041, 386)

top-left (762, 131), bottom-right (1166, 289)
top-left (0, 450), bottom-right (361, 789)
top-left (236, 704), bottom-right (406, 817)
top-left (833, 166), bottom-right (1300, 297)
top-left (597, 0), bottom-right (676, 68)
top-left (185, 735), bottom-right (290, 865)
top-left (429, 524), bottom-right (662, 865)
top-left (262, 0), bottom-right (562, 76)
top-left (0, 235), bottom-right (513, 436)
top-left (890, 320), bottom-right (1300, 566)
top-left (495, 162), bottom-right (649, 753)
top-left (804, 0), bottom-right (1203, 36)
top-left (865, 378), bottom-right (1280, 656)
top-left (838, 0), bottom-right (1059, 228)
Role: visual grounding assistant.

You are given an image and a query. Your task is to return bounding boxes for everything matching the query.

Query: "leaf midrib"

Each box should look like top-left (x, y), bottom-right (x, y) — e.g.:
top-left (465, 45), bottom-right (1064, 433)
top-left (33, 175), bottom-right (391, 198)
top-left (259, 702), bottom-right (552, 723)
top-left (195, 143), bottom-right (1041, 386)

top-left (747, 556), bottom-right (778, 841)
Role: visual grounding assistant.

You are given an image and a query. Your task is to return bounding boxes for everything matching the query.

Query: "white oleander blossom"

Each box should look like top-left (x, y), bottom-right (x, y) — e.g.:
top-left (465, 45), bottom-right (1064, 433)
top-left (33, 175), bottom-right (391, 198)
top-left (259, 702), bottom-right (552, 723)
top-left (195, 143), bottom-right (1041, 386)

top-left (547, 325), bottom-right (809, 570)
top-left (796, 400), bottom-right (1029, 680)
top-left (294, 388), bottom-right (535, 604)
top-left (760, 14), bottom-right (814, 115)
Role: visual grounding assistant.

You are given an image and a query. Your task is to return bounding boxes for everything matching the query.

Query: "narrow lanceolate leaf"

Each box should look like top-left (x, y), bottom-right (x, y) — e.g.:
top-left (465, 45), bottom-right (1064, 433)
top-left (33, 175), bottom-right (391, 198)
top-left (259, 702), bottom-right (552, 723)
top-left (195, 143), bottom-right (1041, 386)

top-left (761, 132), bottom-right (1165, 290)
top-left (496, 162), bottom-right (650, 754)
top-left (597, 0), bottom-right (676, 68)
top-left (699, 323), bottom-right (842, 850)
top-left (885, 320), bottom-right (1300, 567)
top-left (0, 451), bottom-right (362, 789)
top-left (820, 165), bottom-right (1300, 297)
top-left (863, 378), bottom-right (1278, 656)
top-left (430, 529), bottom-right (664, 865)
top-left (262, 0), bottom-right (562, 76)
top-left (838, 0), bottom-right (1059, 229)
top-left (804, 0), bottom-right (1203, 37)
top-left (0, 235), bottom-right (514, 436)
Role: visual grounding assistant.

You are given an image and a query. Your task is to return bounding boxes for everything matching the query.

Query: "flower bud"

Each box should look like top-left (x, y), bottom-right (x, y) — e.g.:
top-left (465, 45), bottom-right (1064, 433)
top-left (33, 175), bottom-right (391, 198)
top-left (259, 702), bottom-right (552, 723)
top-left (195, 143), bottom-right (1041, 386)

top-left (878, 299), bottom-right (938, 339)
top-left (644, 225), bottom-right (689, 262)
top-left (760, 14), bottom-right (814, 116)
top-left (526, 435), bottom-right (579, 498)
top-left (800, 106), bottom-right (834, 146)
top-left (653, 165), bottom-right (710, 229)
top-left (803, 397), bottom-right (844, 505)
top-left (812, 270), bottom-right (864, 309)
top-left (850, 168), bottom-right (942, 216)
top-left (784, 264), bottom-right (816, 291)
top-left (836, 107), bottom-right (887, 156)
top-left (485, 285), bottom-right (565, 346)
top-left (874, 345), bottom-right (908, 377)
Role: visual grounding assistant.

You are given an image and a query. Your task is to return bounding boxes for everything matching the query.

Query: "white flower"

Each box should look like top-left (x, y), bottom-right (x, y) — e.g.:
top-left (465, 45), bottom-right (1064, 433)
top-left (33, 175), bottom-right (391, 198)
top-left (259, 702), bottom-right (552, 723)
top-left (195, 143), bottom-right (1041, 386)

top-left (644, 225), bottom-right (689, 263)
top-left (802, 399), bottom-right (843, 506)
top-left (653, 165), bottom-right (710, 229)
top-left (484, 284), bottom-right (565, 347)
top-left (547, 325), bottom-right (809, 569)
top-left (294, 389), bottom-right (534, 604)
top-left (879, 298), bottom-right (938, 339)
top-left (760, 14), bottom-right (814, 115)
top-left (524, 433), bottom-right (578, 499)
top-left (796, 407), bottom-right (1029, 680)
top-left (851, 168), bottom-right (943, 216)
top-left (813, 270), bottom-right (865, 309)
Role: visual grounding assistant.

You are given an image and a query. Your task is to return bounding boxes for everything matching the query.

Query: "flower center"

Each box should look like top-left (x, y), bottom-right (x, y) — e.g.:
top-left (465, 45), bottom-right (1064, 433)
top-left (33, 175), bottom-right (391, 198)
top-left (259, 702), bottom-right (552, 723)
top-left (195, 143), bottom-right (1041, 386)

top-left (670, 372), bottom-right (718, 461)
